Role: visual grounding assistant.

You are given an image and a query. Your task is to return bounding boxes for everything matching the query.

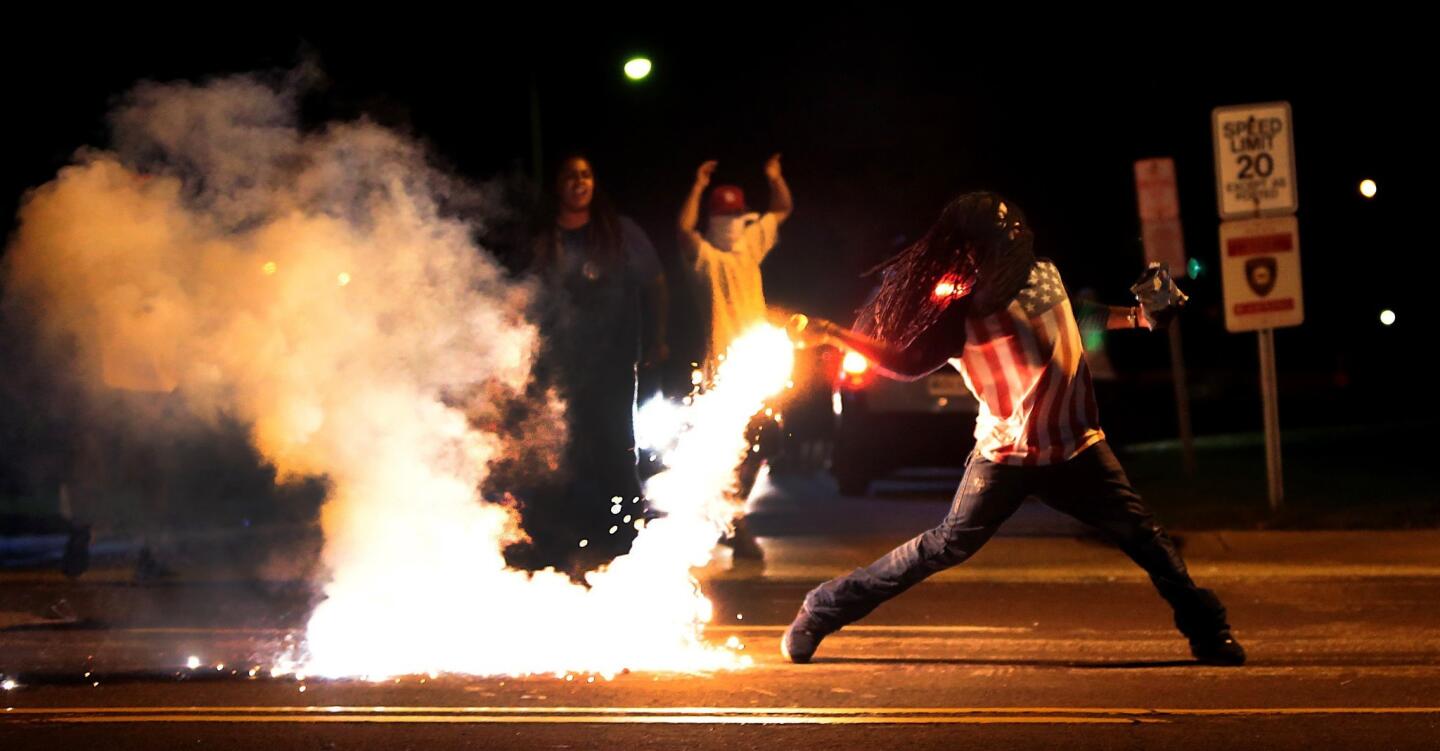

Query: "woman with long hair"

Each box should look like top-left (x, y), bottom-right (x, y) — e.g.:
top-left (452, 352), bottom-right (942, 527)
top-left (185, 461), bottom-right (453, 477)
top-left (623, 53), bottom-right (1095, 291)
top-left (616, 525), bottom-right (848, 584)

top-left (518, 153), bottom-right (667, 577)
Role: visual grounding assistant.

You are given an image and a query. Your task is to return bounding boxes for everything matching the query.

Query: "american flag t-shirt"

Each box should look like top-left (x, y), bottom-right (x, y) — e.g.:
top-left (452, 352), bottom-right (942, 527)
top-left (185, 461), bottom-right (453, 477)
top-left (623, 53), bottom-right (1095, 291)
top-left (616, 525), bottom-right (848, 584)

top-left (955, 260), bottom-right (1105, 465)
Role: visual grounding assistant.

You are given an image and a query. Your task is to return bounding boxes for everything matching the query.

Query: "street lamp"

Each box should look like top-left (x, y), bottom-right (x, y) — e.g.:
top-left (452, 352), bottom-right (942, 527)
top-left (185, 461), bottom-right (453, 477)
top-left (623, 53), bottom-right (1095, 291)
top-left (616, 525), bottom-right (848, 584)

top-left (530, 56), bottom-right (654, 193)
top-left (624, 57), bottom-right (653, 82)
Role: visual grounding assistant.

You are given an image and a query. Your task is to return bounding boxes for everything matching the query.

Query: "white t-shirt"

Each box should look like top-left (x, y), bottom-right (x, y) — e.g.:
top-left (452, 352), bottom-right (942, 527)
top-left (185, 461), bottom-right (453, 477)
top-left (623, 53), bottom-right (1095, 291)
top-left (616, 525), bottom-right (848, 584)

top-left (690, 212), bottom-right (780, 363)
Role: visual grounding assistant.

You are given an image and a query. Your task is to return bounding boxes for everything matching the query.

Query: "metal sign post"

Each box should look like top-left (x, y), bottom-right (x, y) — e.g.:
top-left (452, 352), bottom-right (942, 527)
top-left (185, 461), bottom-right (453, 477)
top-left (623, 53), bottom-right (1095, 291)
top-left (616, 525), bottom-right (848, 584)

top-left (1134, 157), bottom-right (1195, 476)
top-left (1213, 103), bottom-right (1301, 514)
top-left (1257, 328), bottom-right (1283, 509)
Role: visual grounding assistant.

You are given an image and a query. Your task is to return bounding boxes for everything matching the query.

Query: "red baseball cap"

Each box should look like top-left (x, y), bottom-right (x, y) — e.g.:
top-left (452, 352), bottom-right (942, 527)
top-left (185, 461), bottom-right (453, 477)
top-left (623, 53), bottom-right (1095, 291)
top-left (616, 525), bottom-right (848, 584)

top-left (708, 184), bottom-right (747, 215)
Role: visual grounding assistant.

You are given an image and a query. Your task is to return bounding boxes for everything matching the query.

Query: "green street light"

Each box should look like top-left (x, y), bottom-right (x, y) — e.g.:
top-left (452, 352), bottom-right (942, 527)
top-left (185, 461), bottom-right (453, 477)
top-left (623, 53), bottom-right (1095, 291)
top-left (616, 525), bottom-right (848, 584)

top-left (624, 57), bottom-right (653, 81)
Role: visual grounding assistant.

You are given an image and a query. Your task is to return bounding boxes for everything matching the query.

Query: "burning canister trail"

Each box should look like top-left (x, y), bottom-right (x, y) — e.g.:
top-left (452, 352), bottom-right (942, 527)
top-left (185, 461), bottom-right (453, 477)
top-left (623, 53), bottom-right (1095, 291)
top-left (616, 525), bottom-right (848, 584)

top-left (3, 71), bottom-right (795, 679)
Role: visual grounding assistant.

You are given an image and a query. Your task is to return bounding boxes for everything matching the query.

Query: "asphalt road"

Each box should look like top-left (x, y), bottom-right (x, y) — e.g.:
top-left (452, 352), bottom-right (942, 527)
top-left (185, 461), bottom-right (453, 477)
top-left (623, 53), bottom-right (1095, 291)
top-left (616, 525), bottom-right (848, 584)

top-left (4, 475), bottom-right (1440, 748)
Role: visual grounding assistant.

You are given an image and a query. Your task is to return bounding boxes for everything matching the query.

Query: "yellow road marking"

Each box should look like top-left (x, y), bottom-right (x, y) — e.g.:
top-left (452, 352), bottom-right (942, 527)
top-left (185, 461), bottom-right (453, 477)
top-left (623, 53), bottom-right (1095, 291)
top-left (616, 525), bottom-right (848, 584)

top-left (51, 714), bottom-right (1147, 725)
top-left (7, 706), bottom-right (1440, 723)
top-left (716, 625), bottom-right (1031, 634)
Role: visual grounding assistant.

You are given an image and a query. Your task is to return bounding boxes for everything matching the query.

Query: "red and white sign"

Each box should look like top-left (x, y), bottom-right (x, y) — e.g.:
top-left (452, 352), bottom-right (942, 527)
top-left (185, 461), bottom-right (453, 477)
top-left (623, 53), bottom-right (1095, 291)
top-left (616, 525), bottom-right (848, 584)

top-left (1219, 216), bottom-right (1304, 332)
top-left (1136, 157), bottom-right (1180, 222)
top-left (1134, 157), bottom-right (1185, 272)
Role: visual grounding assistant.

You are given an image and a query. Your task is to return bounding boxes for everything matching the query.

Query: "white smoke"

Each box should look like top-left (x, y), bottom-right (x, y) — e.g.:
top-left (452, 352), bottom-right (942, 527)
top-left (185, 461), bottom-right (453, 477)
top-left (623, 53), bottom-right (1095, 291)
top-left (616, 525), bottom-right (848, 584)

top-left (4, 70), bottom-right (774, 678)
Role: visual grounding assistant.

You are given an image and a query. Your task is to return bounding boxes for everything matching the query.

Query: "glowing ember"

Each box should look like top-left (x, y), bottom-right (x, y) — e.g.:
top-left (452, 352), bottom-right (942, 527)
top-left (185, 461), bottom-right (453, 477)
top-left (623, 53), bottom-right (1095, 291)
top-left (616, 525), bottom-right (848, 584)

top-left (932, 273), bottom-right (968, 301)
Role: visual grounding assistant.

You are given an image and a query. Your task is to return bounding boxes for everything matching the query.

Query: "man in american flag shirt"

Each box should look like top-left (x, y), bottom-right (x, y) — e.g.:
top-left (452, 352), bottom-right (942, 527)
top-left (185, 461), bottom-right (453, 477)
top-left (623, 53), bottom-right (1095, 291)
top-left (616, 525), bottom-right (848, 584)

top-left (782, 192), bottom-right (1245, 666)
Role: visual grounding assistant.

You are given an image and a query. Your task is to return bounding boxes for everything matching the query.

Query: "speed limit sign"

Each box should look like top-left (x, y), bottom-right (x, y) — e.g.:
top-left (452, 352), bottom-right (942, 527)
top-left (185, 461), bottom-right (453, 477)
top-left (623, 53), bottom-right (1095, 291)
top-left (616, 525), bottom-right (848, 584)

top-left (1212, 102), bottom-right (1297, 219)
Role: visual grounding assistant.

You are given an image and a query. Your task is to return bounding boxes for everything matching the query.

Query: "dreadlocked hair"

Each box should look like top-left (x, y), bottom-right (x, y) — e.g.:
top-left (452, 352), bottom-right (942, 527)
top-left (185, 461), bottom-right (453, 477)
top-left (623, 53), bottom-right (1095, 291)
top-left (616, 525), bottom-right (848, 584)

top-left (857, 191), bottom-right (1035, 346)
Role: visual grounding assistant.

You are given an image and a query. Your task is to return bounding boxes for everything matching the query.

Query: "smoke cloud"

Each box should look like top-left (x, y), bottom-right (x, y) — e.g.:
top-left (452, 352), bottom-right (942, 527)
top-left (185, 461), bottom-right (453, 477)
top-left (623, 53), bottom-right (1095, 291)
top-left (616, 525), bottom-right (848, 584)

top-left (3, 69), bottom-right (765, 678)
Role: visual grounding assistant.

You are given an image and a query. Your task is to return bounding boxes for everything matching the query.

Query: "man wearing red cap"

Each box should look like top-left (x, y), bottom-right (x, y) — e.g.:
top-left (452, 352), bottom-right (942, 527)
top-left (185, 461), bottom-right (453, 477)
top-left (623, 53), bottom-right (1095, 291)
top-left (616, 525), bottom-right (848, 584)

top-left (678, 154), bottom-right (794, 561)
top-left (679, 154), bottom-right (793, 364)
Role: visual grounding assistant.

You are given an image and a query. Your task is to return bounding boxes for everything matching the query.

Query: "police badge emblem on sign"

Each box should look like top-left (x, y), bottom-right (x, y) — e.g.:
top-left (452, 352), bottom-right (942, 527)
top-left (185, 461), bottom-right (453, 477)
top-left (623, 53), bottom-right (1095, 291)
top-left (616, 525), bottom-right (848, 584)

top-left (1245, 257), bottom-right (1277, 297)
top-left (1130, 261), bottom-right (1189, 328)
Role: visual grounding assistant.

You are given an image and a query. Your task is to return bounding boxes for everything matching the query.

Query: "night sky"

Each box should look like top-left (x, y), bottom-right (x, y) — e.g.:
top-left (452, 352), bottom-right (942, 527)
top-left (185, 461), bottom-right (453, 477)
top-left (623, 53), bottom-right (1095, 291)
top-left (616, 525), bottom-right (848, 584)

top-left (4, 19), bottom-right (1430, 434)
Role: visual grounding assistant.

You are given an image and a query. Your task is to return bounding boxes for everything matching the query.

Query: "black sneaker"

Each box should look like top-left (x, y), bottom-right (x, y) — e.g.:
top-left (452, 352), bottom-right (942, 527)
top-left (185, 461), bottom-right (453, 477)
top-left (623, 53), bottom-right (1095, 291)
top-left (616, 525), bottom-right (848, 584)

top-left (719, 518), bottom-right (765, 562)
top-left (1190, 631), bottom-right (1247, 666)
top-left (780, 615), bottom-right (826, 664)
top-left (727, 532), bottom-right (765, 562)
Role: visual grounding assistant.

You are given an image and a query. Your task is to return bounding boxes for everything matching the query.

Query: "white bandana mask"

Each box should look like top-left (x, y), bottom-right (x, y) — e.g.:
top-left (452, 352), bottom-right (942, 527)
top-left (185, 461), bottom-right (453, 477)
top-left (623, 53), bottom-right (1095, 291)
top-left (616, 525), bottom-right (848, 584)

top-left (705, 212), bottom-right (760, 252)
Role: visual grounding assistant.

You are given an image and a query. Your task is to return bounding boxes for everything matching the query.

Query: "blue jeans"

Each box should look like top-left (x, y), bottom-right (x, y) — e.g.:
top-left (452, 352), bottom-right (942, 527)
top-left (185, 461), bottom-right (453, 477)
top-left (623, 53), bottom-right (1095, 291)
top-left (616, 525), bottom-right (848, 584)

top-left (802, 441), bottom-right (1229, 639)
